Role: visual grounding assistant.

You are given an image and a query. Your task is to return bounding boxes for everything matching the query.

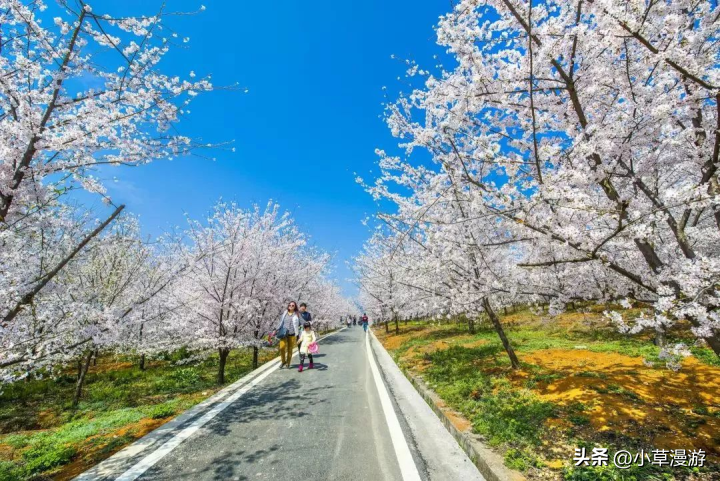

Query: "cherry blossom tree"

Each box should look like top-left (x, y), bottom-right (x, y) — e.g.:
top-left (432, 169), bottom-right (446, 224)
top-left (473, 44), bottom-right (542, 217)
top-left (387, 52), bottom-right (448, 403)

top-left (0, 202), bottom-right (101, 382)
top-left (57, 215), bottom-right (176, 405)
top-left (171, 202), bottom-right (341, 383)
top-left (0, 0), bottom-right (219, 385)
top-left (361, 0), bottom-right (720, 359)
top-left (0, 0), bottom-right (213, 224)
top-left (0, 2), bottom-right (354, 396)
top-left (0, 206), bottom-right (180, 390)
top-left (355, 233), bottom-right (417, 335)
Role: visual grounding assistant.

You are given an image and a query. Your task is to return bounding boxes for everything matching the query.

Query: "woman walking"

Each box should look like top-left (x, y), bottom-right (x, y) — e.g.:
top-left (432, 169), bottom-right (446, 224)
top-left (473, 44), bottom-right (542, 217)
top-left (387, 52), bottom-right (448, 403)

top-left (274, 301), bottom-right (301, 369)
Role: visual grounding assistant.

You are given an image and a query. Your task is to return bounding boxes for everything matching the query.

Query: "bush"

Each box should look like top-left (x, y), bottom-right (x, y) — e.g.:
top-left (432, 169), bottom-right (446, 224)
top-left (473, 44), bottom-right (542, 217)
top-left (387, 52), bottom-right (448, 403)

top-left (504, 448), bottom-right (540, 471)
top-left (166, 346), bottom-right (193, 363)
top-left (23, 444), bottom-right (77, 475)
top-left (147, 403), bottom-right (176, 420)
top-left (0, 461), bottom-right (25, 481)
top-left (169, 367), bottom-right (201, 387)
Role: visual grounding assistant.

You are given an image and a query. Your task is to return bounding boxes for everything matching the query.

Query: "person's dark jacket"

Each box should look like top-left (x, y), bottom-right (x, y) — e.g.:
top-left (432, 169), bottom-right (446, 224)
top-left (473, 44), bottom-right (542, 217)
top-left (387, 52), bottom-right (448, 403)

top-left (300, 311), bottom-right (312, 323)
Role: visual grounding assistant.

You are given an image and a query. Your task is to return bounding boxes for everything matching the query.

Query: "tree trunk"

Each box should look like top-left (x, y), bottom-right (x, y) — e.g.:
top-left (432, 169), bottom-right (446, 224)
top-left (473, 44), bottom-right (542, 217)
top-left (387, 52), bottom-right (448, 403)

top-left (468, 316), bottom-right (476, 334)
top-left (654, 322), bottom-right (667, 347)
top-left (686, 319), bottom-right (720, 357)
top-left (394, 315), bottom-right (399, 335)
top-left (253, 329), bottom-right (260, 369)
top-left (704, 334), bottom-right (720, 358)
top-left (217, 348), bottom-right (230, 384)
top-left (483, 298), bottom-right (521, 369)
top-left (92, 349), bottom-right (98, 366)
top-left (138, 322), bottom-right (145, 371)
top-left (73, 351), bottom-right (93, 407)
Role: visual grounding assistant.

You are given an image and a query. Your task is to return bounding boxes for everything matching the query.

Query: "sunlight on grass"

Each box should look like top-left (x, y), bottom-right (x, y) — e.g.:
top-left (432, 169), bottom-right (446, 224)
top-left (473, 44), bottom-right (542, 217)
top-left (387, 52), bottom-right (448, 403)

top-left (375, 311), bottom-right (720, 479)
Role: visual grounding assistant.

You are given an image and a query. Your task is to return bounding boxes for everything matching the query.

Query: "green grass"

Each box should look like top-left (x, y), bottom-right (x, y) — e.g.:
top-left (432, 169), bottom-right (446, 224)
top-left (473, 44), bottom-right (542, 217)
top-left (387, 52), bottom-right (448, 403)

top-left (389, 318), bottom-right (718, 370)
top-left (691, 346), bottom-right (720, 367)
top-left (422, 345), bottom-right (557, 466)
top-left (0, 348), bottom-right (274, 480)
top-left (378, 314), bottom-right (720, 479)
top-left (504, 447), bottom-right (542, 471)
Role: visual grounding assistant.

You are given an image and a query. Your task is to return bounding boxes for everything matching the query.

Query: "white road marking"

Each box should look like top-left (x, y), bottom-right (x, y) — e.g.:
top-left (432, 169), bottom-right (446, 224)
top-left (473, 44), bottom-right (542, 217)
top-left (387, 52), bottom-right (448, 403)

top-left (366, 331), bottom-right (423, 481)
top-left (109, 328), bottom-right (346, 481)
top-left (115, 364), bottom-right (278, 481)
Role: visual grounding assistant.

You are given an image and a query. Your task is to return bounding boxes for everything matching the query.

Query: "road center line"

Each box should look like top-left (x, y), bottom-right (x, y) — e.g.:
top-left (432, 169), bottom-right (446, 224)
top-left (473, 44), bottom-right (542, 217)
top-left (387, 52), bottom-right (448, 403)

top-left (110, 328), bottom-right (346, 481)
top-left (366, 331), bottom-right (422, 481)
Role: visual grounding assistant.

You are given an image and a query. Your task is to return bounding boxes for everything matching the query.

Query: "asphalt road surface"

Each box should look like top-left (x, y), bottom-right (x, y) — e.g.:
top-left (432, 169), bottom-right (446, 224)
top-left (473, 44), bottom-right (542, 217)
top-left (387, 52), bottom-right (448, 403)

top-left (76, 327), bottom-right (484, 481)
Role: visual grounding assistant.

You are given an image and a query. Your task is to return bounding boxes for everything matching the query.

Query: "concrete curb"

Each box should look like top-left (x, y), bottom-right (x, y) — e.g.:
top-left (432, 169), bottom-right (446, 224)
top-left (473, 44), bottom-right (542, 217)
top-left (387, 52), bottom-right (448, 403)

top-left (372, 331), bottom-right (526, 481)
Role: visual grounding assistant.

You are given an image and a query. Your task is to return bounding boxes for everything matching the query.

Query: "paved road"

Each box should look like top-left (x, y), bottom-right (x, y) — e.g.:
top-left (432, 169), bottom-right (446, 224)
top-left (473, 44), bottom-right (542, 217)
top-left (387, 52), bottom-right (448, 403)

top-left (140, 328), bottom-right (403, 481)
top-left (76, 328), bottom-right (484, 481)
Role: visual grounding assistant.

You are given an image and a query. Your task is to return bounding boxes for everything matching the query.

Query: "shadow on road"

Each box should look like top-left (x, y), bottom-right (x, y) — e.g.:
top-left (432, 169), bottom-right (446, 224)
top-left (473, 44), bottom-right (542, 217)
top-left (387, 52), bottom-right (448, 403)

top-left (141, 377), bottom-right (331, 481)
top-left (301, 362), bottom-right (328, 371)
top-left (210, 443), bottom-right (281, 481)
top-left (207, 378), bottom-right (329, 434)
top-left (138, 330), bottom-right (358, 481)
top-left (317, 332), bottom-right (352, 346)
top-left (162, 442), bottom-right (282, 481)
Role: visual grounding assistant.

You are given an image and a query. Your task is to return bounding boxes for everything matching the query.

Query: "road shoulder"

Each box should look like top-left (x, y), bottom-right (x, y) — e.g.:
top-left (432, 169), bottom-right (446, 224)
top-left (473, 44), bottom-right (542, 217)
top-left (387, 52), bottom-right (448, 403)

top-left (369, 330), bottom-right (486, 481)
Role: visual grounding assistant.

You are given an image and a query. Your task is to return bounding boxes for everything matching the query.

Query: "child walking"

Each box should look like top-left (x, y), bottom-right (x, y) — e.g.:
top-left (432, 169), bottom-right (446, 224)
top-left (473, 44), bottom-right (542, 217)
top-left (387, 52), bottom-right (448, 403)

top-left (297, 321), bottom-right (317, 372)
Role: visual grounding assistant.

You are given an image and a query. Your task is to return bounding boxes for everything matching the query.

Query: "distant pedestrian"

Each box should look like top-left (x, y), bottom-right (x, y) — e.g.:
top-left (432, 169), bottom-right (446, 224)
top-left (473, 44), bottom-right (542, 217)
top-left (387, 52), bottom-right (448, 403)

top-left (297, 321), bottom-right (317, 372)
top-left (361, 313), bottom-right (369, 333)
top-left (274, 301), bottom-right (300, 369)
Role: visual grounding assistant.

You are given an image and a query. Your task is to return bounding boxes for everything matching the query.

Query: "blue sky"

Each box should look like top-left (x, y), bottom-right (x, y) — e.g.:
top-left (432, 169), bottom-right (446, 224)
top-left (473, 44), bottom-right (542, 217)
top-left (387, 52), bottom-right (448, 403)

top-left (75, 0), bottom-right (449, 297)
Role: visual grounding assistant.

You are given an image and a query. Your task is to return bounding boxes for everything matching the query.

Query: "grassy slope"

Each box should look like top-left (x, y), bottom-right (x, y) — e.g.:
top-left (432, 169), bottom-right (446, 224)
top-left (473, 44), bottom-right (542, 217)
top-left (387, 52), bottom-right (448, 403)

top-left (376, 308), bottom-right (720, 481)
top-left (0, 348), bottom-right (274, 481)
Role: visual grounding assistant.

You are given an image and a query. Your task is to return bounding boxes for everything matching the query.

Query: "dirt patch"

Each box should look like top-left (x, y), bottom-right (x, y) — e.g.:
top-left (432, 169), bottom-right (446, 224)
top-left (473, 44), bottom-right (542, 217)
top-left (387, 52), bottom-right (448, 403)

top-left (521, 349), bottom-right (720, 457)
top-left (37, 409), bottom-right (60, 429)
top-left (444, 408), bottom-right (473, 432)
top-left (414, 340), bottom-right (451, 355)
top-left (376, 329), bottom-right (424, 351)
top-left (0, 443), bottom-right (14, 462)
top-left (88, 361), bottom-right (135, 374)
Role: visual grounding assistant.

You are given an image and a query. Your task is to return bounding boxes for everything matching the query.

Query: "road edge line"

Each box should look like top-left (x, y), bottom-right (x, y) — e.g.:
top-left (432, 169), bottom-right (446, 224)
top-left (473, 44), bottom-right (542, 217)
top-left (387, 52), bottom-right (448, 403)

top-left (114, 363), bottom-right (278, 481)
top-left (365, 332), bottom-right (422, 481)
top-left (370, 330), bottom-right (526, 481)
top-left (74, 327), bottom-right (346, 480)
